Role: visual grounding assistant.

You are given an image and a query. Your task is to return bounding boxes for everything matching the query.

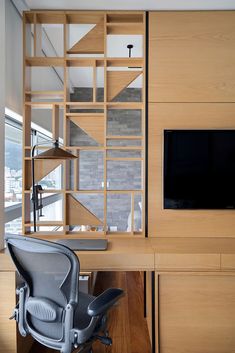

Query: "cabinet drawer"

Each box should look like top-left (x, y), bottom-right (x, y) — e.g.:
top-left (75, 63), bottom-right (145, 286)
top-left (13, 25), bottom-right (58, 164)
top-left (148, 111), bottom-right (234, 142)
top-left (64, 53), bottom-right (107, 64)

top-left (155, 253), bottom-right (220, 270)
top-left (221, 254), bottom-right (235, 270)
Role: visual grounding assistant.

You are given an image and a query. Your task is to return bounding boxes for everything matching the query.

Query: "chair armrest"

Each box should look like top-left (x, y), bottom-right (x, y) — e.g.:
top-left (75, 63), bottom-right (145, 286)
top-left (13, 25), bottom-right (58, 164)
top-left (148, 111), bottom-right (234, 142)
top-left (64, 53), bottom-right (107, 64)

top-left (87, 288), bottom-right (124, 317)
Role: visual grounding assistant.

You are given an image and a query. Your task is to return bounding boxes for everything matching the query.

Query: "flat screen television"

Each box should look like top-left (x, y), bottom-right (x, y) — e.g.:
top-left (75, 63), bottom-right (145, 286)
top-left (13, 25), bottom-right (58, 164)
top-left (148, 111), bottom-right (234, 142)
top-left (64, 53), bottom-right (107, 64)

top-left (164, 130), bottom-right (235, 209)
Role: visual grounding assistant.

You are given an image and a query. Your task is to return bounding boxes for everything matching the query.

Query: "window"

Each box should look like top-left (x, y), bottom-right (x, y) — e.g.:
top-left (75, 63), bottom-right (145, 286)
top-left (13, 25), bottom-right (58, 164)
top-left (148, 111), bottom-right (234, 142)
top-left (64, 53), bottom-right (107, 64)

top-left (4, 111), bottom-right (63, 234)
top-left (5, 120), bottom-right (22, 208)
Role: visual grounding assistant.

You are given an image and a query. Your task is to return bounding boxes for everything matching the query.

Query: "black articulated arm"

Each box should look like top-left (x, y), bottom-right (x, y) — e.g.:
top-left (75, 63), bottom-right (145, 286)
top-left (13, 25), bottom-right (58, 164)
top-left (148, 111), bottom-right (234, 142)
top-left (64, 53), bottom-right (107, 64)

top-left (87, 288), bottom-right (124, 317)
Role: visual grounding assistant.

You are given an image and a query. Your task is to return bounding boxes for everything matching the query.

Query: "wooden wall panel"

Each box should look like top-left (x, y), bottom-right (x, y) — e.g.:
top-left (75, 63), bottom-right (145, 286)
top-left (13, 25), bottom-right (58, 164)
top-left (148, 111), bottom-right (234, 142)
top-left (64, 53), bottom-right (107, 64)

top-left (148, 102), bottom-right (235, 237)
top-left (158, 274), bottom-right (235, 353)
top-left (149, 11), bottom-right (235, 103)
top-left (0, 272), bottom-right (16, 353)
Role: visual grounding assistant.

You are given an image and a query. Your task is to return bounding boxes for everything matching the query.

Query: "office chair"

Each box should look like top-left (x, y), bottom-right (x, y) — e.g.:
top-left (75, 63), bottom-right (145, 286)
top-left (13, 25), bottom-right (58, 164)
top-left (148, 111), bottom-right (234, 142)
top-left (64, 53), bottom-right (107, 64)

top-left (6, 234), bottom-right (124, 353)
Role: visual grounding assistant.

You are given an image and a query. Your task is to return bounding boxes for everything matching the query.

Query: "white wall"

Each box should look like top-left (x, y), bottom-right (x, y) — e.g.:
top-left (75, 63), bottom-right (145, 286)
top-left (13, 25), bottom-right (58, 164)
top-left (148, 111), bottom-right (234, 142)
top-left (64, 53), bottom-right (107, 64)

top-left (0, 0), bottom-right (5, 249)
top-left (5, 0), bottom-right (63, 118)
top-left (25, 0), bottom-right (235, 10)
top-left (5, 0), bottom-right (23, 115)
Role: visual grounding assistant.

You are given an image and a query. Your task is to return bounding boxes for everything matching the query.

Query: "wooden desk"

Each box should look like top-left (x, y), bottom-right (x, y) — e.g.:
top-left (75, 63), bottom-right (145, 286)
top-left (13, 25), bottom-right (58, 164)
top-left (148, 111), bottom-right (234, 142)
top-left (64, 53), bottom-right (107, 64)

top-left (0, 238), bottom-right (155, 272)
top-left (1, 237), bottom-right (235, 353)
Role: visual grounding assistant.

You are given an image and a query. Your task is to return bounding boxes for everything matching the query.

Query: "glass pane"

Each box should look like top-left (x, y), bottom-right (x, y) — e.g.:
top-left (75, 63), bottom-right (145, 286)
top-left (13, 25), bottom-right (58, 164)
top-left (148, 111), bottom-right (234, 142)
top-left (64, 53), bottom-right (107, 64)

top-left (5, 217), bottom-right (22, 234)
top-left (107, 161), bottom-right (142, 190)
top-left (107, 194), bottom-right (131, 232)
top-left (5, 123), bottom-right (22, 207)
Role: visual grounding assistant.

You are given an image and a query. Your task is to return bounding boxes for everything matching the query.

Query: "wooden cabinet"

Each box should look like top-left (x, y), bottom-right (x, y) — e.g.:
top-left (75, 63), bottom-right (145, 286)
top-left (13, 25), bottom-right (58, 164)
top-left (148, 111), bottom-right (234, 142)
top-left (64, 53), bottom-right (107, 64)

top-left (156, 273), bottom-right (235, 353)
top-left (149, 11), bottom-right (235, 103)
top-left (148, 102), bottom-right (235, 238)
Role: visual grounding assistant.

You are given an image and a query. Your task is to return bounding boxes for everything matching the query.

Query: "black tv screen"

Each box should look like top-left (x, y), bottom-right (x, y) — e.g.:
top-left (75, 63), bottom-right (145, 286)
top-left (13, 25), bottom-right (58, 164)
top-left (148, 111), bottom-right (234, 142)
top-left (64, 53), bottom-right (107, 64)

top-left (164, 130), bottom-right (235, 209)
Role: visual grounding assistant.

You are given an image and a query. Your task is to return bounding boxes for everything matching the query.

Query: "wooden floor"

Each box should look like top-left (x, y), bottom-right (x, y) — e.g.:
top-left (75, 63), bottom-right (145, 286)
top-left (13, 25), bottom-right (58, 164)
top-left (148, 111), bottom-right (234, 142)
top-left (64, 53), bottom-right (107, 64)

top-left (29, 271), bottom-right (152, 353)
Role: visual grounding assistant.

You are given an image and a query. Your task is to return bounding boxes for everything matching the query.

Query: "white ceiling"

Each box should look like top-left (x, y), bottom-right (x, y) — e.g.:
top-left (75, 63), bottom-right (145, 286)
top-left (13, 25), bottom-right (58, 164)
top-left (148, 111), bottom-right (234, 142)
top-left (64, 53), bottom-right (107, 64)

top-left (24, 0), bottom-right (235, 10)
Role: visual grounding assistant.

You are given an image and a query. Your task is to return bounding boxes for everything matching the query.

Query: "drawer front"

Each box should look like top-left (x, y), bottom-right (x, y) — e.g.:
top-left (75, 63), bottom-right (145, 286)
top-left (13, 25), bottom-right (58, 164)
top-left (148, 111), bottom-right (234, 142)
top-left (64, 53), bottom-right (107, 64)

top-left (155, 253), bottom-right (220, 270)
top-left (221, 254), bottom-right (235, 270)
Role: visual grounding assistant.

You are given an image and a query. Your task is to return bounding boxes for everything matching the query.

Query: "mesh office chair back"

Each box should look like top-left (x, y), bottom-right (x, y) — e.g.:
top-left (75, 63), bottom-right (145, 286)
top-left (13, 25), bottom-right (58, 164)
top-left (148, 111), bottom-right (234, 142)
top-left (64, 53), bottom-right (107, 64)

top-left (6, 235), bottom-right (80, 349)
top-left (6, 234), bottom-right (124, 353)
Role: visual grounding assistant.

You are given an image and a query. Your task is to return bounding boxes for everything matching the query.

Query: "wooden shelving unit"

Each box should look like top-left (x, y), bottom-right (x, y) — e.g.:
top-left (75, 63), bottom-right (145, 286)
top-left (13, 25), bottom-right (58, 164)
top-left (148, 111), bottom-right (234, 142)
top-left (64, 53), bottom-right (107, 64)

top-left (22, 10), bottom-right (146, 238)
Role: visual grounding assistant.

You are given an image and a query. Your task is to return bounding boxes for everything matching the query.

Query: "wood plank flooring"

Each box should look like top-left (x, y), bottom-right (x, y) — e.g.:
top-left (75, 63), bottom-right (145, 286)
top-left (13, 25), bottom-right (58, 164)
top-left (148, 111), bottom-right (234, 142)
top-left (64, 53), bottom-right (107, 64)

top-left (29, 271), bottom-right (151, 353)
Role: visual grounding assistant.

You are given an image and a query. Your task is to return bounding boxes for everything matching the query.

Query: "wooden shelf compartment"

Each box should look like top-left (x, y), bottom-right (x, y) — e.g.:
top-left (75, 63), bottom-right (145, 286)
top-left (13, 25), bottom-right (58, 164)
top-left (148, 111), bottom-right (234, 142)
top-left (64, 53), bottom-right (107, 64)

top-left (33, 11), bottom-right (66, 24)
top-left (107, 58), bottom-right (143, 67)
top-left (66, 112), bottom-right (104, 117)
top-left (106, 157), bottom-right (143, 161)
top-left (106, 146), bottom-right (144, 150)
top-left (67, 19), bottom-right (104, 55)
top-left (66, 58), bottom-right (143, 67)
top-left (107, 22), bottom-right (144, 35)
top-left (25, 57), bottom-right (64, 67)
top-left (65, 12), bottom-right (104, 24)
top-left (68, 113), bottom-right (105, 145)
top-left (25, 145), bottom-right (146, 154)
top-left (106, 135), bottom-right (143, 140)
top-left (106, 13), bottom-right (144, 24)
top-left (106, 102), bottom-right (143, 109)
top-left (24, 189), bottom-right (144, 194)
top-left (24, 189), bottom-right (64, 194)
top-left (66, 102), bottom-right (104, 107)
top-left (25, 91), bottom-right (64, 101)
top-left (25, 102), bottom-right (64, 108)
top-left (107, 69), bottom-right (143, 102)
top-left (24, 221), bottom-right (64, 227)
top-left (66, 58), bottom-right (104, 67)
top-left (25, 90), bottom-right (64, 96)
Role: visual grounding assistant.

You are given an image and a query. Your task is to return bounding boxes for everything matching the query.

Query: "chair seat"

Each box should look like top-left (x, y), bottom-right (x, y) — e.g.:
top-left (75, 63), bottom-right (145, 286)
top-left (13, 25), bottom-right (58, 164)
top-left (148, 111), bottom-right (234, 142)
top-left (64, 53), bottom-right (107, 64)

top-left (74, 292), bottom-right (95, 330)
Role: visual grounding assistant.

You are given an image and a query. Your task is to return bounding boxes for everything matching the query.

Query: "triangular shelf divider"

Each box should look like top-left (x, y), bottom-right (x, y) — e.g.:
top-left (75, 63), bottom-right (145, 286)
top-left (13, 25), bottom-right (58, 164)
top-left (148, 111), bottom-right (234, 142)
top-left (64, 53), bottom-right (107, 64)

top-left (69, 114), bottom-right (104, 145)
top-left (67, 21), bottom-right (104, 54)
top-left (107, 70), bottom-right (143, 102)
top-left (25, 160), bottom-right (62, 189)
top-left (66, 194), bottom-right (103, 226)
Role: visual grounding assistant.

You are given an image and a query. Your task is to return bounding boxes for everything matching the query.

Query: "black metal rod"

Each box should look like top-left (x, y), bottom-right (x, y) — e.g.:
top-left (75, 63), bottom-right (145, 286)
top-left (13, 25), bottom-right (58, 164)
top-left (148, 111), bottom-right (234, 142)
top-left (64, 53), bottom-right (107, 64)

top-left (145, 11), bottom-right (149, 238)
top-left (151, 271), bottom-right (156, 353)
top-left (144, 271), bottom-right (147, 318)
top-left (32, 144), bottom-right (37, 232)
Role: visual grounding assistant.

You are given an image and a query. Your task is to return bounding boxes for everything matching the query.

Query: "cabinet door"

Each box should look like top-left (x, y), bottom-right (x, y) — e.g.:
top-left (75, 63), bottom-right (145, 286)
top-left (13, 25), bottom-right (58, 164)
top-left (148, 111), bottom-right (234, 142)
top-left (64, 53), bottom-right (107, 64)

top-left (149, 11), bottom-right (235, 103)
top-left (157, 274), bottom-right (235, 353)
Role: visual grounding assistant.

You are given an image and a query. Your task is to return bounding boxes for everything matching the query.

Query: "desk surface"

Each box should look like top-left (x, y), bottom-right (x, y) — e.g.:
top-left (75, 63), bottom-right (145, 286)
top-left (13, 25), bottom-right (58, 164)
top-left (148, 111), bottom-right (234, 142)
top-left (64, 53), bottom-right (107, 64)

top-left (2, 237), bottom-right (235, 272)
